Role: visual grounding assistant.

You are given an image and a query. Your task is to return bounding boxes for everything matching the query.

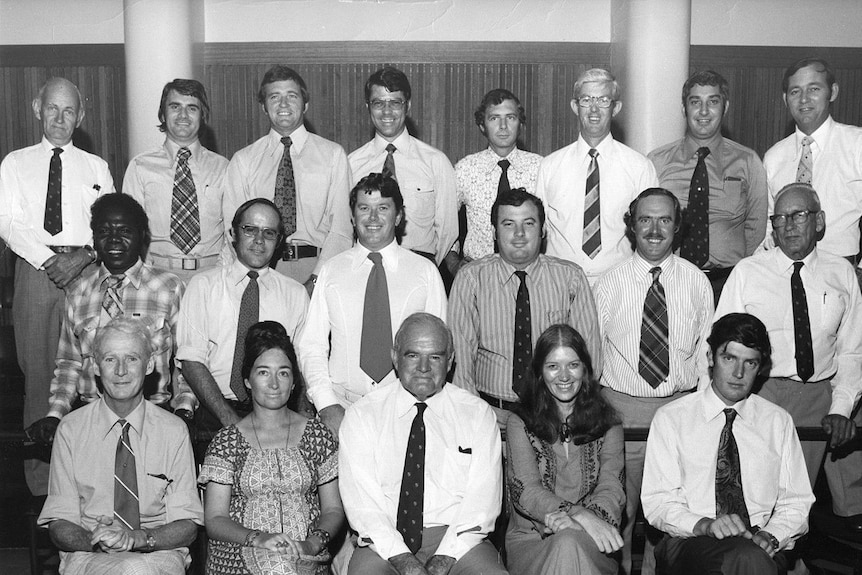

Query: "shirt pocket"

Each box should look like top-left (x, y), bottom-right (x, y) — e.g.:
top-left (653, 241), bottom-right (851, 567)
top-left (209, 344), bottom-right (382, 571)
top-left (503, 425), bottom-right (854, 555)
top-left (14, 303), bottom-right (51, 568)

top-left (74, 316), bottom-right (101, 360)
top-left (440, 447), bottom-right (473, 497)
top-left (819, 290), bottom-right (846, 334)
top-left (406, 182), bottom-right (437, 228)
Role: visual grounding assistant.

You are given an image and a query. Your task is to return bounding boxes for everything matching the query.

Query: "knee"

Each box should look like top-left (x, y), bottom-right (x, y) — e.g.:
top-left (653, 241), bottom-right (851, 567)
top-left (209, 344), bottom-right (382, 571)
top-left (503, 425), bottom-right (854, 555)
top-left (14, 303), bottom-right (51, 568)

top-left (723, 541), bottom-right (777, 575)
top-left (546, 528), bottom-right (595, 561)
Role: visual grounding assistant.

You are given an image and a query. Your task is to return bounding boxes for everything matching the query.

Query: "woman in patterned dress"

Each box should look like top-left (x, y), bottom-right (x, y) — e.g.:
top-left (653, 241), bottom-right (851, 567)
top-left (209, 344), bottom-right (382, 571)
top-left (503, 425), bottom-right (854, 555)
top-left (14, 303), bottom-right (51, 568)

top-left (506, 324), bottom-right (625, 575)
top-left (199, 321), bottom-right (344, 575)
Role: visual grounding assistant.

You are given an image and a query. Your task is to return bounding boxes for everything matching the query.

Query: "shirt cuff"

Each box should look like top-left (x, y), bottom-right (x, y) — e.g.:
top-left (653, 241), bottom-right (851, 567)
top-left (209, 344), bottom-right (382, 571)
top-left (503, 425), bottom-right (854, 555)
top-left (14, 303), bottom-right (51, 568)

top-left (307, 384), bottom-right (339, 412)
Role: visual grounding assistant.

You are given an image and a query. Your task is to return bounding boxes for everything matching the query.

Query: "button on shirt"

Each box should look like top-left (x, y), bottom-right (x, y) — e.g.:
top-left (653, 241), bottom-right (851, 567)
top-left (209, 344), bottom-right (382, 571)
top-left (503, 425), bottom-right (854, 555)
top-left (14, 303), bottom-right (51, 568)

top-left (123, 139), bottom-right (229, 260)
top-left (535, 136), bottom-right (658, 282)
top-left (642, 386), bottom-right (814, 548)
top-left (455, 147), bottom-right (542, 260)
top-left (0, 138), bottom-right (115, 268)
top-left (649, 134), bottom-right (768, 268)
top-left (715, 248), bottom-right (862, 418)
top-left (339, 383), bottom-right (502, 562)
top-left (349, 131), bottom-right (458, 264)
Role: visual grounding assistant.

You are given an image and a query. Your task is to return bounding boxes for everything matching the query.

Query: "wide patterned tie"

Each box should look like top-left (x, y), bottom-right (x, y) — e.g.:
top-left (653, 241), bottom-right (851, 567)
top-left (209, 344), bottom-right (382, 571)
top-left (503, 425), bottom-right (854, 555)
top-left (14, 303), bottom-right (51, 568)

top-left (582, 148), bottom-right (601, 259)
top-left (229, 271), bottom-right (259, 402)
top-left (715, 408), bottom-right (749, 527)
top-left (512, 270), bottom-right (532, 398)
top-left (681, 147), bottom-right (710, 268)
top-left (383, 143), bottom-right (397, 181)
top-left (101, 274), bottom-right (125, 320)
top-left (273, 136), bottom-right (297, 237)
top-left (360, 252), bottom-right (393, 383)
top-left (791, 261), bottom-right (815, 381)
top-left (397, 402), bottom-right (427, 555)
top-left (639, 266), bottom-right (670, 388)
top-left (170, 147), bottom-right (201, 254)
top-left (796, 136), bottom-right (814, 185)
top-left (114, 419), bottom-right (141, 530)
top-left (44, 147), bottom-right (63, 236)
top-left (497, 159), bottom-right (511, 197)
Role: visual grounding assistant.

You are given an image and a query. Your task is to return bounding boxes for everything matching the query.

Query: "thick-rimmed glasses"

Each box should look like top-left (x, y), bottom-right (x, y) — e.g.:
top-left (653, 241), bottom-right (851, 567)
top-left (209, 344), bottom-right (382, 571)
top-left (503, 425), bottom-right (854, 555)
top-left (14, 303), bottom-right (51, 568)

top-left (239, 224), bottom-right (280, 241)
top-left (769, 210), bottom-right (813, 228)
top-left (369, 99), bottom-right (406, 111)
top-left (575, 96), bottom-right (614, 109)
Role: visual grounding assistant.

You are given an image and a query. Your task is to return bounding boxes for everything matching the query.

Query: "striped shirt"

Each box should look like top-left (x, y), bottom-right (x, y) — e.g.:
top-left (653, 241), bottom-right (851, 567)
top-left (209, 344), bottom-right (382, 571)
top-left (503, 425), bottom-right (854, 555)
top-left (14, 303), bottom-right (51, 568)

top-left (594, 253), bottom-right (713, 398)
top-left (48, 260), bottom-right (187, 419)
top-left (449, 253), bottom-right (600, 401)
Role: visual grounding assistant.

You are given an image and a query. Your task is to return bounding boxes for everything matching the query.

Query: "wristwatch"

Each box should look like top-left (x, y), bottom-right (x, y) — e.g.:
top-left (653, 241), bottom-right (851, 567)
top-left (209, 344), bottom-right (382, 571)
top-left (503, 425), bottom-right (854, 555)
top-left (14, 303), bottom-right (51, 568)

top-left (309, 527), bottom-right (331, 549)
top-left (760, 530), bottom-right (779, 551)
top-left (143, 528), bottom-right (156, 551)
top-left (83, 245), bottom-right (97, 264)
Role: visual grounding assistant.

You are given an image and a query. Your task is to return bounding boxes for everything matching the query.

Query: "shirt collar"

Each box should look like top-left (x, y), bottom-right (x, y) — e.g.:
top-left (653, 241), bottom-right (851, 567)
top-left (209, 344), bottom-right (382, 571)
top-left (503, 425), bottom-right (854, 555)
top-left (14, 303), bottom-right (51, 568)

top-left (372, 130), bottom-right (412, 155)
top-left (40, 137), bottom-right (74, 153)
top-left (97, 396), bottom-right (147, 439)
top-left (266, 125), bottom-right (309, 156)
top-left (98, 259), bottom-right (145, 289)
top-left (575, 134), bottom-right (614, 160)
top-left (795, 115), bottom-right (833, 148)
top-left (482, 147), bottom-right (525, 175)
top-left (351, 239), bottom-right (400, 272)
top-left (703, 385), bottom-right (749, 422)
top-left (394, 380), bottom-right (447, 418)
top-left (683, 133), bottom-right (723, 157)
top-left (631, 252), bottom-right (675, 280)
top-left (773, 246), bottom-right (819, 275)
top-left (164, 137), bottom-right (202, 166)
top-left (494, 254), bottom-right (543, 286)
top-left (228, 258), bottom-right (272, 287)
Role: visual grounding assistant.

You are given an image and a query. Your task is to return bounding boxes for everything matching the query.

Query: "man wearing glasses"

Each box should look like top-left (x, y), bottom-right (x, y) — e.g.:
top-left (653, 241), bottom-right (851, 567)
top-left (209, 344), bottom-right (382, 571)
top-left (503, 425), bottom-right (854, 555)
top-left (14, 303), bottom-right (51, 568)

top-left (348, 66), bottom-right (458, 266)
top-left (177, 199), bottom-right (309, 435)
top-left (535, 68), bottom-right (657, 285)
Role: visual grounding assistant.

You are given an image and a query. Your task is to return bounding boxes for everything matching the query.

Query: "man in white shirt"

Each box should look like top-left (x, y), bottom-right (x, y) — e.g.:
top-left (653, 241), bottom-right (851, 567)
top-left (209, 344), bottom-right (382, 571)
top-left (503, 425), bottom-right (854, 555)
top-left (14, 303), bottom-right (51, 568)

top-left (339, 313), bottom-right (506, 575)
top-left (349, 66), bottom-right (458, 266)
top-left (297, 173), bottom-right (447, 435)
top-left (642, 312), bottom-right (814, 575)
top-left (535, 68), bottom-right (657, 284)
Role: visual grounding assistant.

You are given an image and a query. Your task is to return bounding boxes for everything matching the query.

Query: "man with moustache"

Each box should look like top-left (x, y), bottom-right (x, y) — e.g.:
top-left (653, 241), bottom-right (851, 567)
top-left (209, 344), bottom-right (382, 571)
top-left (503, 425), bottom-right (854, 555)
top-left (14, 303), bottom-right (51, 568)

top-left (594, 188), bottom-right (713, 574)
top-left (0, 77), bottom-right (115, 495)
top-left (123, 78), bottom-right (229, 284)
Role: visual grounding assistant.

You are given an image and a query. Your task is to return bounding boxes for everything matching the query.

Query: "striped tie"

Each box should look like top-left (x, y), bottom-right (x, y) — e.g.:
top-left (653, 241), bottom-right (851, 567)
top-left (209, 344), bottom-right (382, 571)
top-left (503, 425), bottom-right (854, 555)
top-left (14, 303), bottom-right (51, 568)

top-left (796, 136), bottom-right (813, 185)
top-left (582, 148), bottom-right (601, 258)
top-left (170, 147), bottom-right (201, 253)
top-left (114, 419), bottom-right (140, 530)
top-left (639, 266), bottom-right (670, 388)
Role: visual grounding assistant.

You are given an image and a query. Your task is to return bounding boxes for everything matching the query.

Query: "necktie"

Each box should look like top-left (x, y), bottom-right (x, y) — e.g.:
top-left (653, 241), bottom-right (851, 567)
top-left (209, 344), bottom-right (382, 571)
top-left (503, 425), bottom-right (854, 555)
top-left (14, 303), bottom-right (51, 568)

top-left (582, 149), bottom-right (601, 258)
top-left (383, 143), bottom-right (397, 181)
top-left (102, 274), bottom-right (125, 320)
top-left (715, 408), bottom-right (749, 527)
top-left (360, 253), bottom-right (393, 383)
top-left (114, 419), bottom-right (140, 530)
top-left (639, 267), bottom-right (670, 388)
top-left (512, 270), bottom-right (532, 398)
top-left (681, 147), bottom-right (710, 268)
top-left (791, 261), bottom-right (815, 381)
top-left (170, 147), bottom-right (201, 254)
top-left (274, 137), bottom-right (297, 237)
top-left (497, 159), bottom-right (511, 196)
top-left (230, 271), bottom-right (259, 402)
top-left (796, 136), bottom-right (814, 185)
top-left (397, 402), bottom-right (427, 554)
top-left (44, 147), bottom-right (63, 236)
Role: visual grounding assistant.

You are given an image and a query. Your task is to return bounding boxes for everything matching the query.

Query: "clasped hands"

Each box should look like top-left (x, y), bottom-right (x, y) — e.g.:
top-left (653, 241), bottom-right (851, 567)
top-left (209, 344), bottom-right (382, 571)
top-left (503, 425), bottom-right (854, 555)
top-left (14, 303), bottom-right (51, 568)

top-left (543, 509), bottom-right (623, 554)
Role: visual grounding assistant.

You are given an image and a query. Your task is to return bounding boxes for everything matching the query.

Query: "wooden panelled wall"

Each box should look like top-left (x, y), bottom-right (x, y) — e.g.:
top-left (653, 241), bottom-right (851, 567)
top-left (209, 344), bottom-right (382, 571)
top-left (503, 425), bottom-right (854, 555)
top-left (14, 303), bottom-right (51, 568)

top-left (2, 42), bottom-right (861, 191)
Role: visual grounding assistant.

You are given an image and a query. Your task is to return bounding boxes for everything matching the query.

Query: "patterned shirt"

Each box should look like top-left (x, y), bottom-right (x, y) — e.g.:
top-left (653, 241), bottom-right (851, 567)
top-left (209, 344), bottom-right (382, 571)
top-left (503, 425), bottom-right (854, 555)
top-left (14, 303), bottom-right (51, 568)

top-left (48, 259), bottom-right (187, 419)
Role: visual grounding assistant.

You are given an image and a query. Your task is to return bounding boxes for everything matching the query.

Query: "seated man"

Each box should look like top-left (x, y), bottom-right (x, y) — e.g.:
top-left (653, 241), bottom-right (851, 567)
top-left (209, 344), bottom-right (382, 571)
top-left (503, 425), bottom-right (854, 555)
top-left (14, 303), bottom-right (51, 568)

top-left (642, 313), bottom-right (814, 575)
top-left (38, 317), bottom-right (203, 575)
top-left (339, 313), bottom-right (507, 575)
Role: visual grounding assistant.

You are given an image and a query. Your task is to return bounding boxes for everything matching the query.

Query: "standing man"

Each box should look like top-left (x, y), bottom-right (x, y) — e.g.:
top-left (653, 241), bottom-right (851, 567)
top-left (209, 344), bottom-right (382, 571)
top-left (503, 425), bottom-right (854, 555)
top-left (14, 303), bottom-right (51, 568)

top-left (535, 68), bottom-right (657, 284)
top-left (449, 187), bottom-right (599, 429)
top-left (349, 66), bottom-right (458, 266)
top-left (297, 173), bottom-right (447, 436)
top-left (649, 70), bottom-right (767, 301)
top-left (123, 78), bottom-right (229, 284)
top-left (446, 88), bottom-right (542, 275)
top-left (716, 182), bottom-right (862, 533)
top-left (0, 77), bottom-right (115, 495)
top-left (223, 65), bottom-right (353, 294)
top-left (339, 313), bottom-right (507, 575)
top-left (594, 188), bottom-right (713, 574)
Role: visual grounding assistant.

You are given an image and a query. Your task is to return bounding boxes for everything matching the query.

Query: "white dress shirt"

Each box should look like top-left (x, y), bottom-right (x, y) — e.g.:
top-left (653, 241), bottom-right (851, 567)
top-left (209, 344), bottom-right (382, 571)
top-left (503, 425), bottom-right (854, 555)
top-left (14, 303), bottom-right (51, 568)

top-left (339, 382), bottom-right (502, 562)
top-left (297, 240), bottom-right (447, 410)
top-left (642, 386), bottom-right (814, 548)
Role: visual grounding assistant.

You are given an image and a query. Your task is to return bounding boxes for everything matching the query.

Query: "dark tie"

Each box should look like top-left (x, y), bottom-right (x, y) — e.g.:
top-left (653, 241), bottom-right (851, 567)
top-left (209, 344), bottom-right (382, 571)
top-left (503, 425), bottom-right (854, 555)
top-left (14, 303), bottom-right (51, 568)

top-left (796, 136), bottom-right (813, 185)
top-left (44, 147), bottom-right (63, 236)
top-left (791, 261), bottom-right (815, 381)
top-left (397, 402), bottom-right (427, 555)
top-left (274, 136), bottom-right (297, 237)
top-left (170, 147), bottom-right (201, 254)
top-left (114, 419), bottom-right (140, 530)
top-left (360, 253), bottom-right (393, 383)
top-left (102, 274), bottom-right (125, 320)
top-left (639, 266), bottom-right (670, 388)
top-left (497, 159), bottom-right (511, 196)
top-left (715, 408), bottom-right (749, 527)
top-left (512, 270), bottom-right (532, 398)
top-left (582, 148), bottom-right (601, 258)
top-left (681, 147), bottom-right (710, 268)
top-left (230, 271), bottom-right (259, 402)
top-left (383, 143), bottom-right (397, 181)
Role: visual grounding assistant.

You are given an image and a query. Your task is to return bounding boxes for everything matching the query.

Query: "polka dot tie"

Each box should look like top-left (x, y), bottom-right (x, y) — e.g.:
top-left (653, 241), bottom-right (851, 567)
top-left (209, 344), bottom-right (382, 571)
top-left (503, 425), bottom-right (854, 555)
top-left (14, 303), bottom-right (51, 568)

top-left (582, 149), bottom-right (601, 259)
top-left (397, 402), bottom-right (427, 554)
top-left (791, 261), bottom-right (815, 381)
top-left (681, 146), bottom-right (710, 268)
top-left (274, 137), bottom-right (297, 237)
top-left (497, 159), bottom-right (511, 196)
top-left (638, 267), bottom-right (670, 389)
top-left (113, 419), bottom-right (140, 530)
top-left (512, 270), bottom-right (532, 398)
top-left (383, 143), bottom-right (397, 181)
top-left (715, 408), bottom-right (749, 527)
top-left (796, 136), bottom-right (814, 185)
top-left (44, 147), bottom-right (63, 236)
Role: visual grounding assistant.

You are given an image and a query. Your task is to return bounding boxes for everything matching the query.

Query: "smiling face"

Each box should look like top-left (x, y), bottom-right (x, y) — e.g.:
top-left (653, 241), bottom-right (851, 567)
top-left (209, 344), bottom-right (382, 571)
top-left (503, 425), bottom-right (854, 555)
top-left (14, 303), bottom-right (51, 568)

top-left (261, 79), bottom-right (307, 136)
top-left (246, 348), bottom-right (294, 411)
top-left (571, 81), bottom-right (621, 148)
top-left (709, 341), bottom-right (762, 406)
top-left (367, 85), bottom-right (409, 142)
top-left (481, 99), bottom-right (521, 157)
top-left (632, 194), bottom-right (677, 264)
top-left (542, 345), bottom-right (585, 410)
top-left (33, 79), bottom-right (84, 147)
top-left (784, 64), bottom-right (838, 135)
top-left (95, 329), bottom-right (154, 416)
top-left (93, 209), bottom-right (145, 275)
top-left (232, 203), bottom-right (281, 270)
top-left (685, 84), bottom-right (727, 142)
top-left (163, 90), bottom-right (202, 146)
top-left (353, 190), bottom-right (402, 252)
top-left (495, 202), bottom-right (542, 270)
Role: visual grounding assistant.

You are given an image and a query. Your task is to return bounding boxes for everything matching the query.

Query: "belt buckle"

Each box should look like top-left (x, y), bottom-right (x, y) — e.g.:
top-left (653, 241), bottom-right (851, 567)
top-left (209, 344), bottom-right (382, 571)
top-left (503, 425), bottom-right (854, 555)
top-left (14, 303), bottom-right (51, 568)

top-left (181, 258), bottom-right (198, 271)
top-left (283, 245), bottom-right (296, 261)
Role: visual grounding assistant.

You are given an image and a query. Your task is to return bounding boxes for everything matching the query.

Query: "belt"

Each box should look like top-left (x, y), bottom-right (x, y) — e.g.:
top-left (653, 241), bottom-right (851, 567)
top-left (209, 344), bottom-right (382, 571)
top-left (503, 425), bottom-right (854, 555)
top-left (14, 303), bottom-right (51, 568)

top-left (49, 245), bottom-right (83, 254)
top-left (702, 266), bottom-right (734, 282)
top-left (280, 243), bottom-right (320, 261)
top-left (478, 391), bottom-right (519, 411)
top-left (149, 253), bottom-right (219, 271)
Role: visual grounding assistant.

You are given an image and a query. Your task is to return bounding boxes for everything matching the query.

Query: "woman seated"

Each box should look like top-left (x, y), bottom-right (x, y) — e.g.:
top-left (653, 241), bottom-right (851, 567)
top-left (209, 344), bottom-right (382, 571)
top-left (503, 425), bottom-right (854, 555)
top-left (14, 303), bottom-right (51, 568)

top-left (199, 321), bottom-right (343, 575)
top-left (506, 324), bottom-right (625, 575)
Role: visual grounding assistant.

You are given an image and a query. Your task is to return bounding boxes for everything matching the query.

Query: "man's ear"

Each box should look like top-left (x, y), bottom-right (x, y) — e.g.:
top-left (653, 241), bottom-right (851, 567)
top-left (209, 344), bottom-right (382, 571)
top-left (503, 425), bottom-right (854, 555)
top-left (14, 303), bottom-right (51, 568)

top-left (829, 83), bottom-right (839, 103)
top-left (146, 354), bottom-right (155, 376)
top-left (722, 100), bottom-right (730, 118)
top-left (32, 98), bottom-right (42, 120)
top-left (611, 100), bottom-right (623, 118)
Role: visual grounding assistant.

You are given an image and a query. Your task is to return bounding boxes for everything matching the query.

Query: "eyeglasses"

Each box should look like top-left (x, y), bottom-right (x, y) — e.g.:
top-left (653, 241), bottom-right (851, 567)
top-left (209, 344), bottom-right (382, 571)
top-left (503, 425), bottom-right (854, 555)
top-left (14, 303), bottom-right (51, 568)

top-left (575, 96), bottom-right (614, 109)
top-left (369, 99), bottom-right (406, 111)
top-left (769, 210), bottom-right (814, 228)
top-left (239, 224), bottom-right (280, 241)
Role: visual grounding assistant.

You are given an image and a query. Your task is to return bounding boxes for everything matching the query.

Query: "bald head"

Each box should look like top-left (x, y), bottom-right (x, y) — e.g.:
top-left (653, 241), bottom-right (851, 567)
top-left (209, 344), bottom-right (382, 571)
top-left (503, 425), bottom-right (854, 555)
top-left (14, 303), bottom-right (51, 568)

top-left (32, 77), bottom-right (85, 147)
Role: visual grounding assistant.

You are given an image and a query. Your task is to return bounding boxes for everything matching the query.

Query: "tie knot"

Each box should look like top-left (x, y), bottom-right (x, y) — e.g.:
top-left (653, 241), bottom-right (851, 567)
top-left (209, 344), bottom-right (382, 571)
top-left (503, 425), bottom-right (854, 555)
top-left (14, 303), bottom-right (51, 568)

top-left (514, 270), bottom-right (527, 283)
top-left (588, 148), bottom-right (599, 159)
top-left (793, 261), bottom-right (804, 274)
top-left (386, 143), bottom-right (397, 154)
top-left (697, 147), bottom-right (710, 160)
top-left (498, 159), bottom-right (511, 172)
top-left (247, 270), bottom-right (259, 280)
top-left (117, 418), bottom-right (129, 432)
top-left (52, 147), bottom-right (63, 157)
top-left (105, 274), bottom-right (124, 288)
top-left (723, 408), bottom-right (737, 424)
top-left (178, 147), bottom-right (191, 161)
top-left (649, 266), bottom-right (662, 282)
top-left (281, 136), bottom-right (292, 149)
top-left (415, 402), bottom-right (427, 415)
top-left (802, 136), bottom-right (813, 148)
top-left (368, 252), bottom-right (383, 266)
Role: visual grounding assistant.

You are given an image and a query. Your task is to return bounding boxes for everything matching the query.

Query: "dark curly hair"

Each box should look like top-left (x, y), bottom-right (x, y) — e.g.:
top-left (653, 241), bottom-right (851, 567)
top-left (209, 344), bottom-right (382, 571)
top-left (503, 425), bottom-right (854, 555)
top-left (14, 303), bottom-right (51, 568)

top-left (241, 321), bottom-right (301, 393)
